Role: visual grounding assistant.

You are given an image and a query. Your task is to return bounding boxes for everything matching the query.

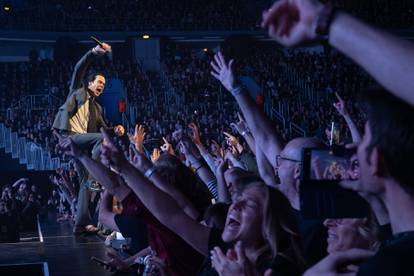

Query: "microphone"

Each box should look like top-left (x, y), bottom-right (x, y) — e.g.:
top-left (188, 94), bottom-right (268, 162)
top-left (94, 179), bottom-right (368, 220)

top-left (90, 36), bottom-right (104, 47)
top-left (91, 36), bottom-right (112, 61)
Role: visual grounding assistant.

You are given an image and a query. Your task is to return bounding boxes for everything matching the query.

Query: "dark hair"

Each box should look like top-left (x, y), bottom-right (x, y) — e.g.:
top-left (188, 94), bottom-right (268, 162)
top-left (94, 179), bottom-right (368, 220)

top-left (363, 88), bottom-right (414, 194)
top-left (154, 153), bottom-right (213, 217)
top-left (203, 203), bottom-right (229, 230)
top-left (87, 72), bottom-right (105, 83)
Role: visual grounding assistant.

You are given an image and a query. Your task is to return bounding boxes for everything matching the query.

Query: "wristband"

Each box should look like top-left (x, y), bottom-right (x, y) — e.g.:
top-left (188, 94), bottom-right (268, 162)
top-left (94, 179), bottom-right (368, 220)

top-left (194, 164), bottom-right (204, 172)
top-left (230, 86), bottom-right (244, 97)
top-left (316, 3), bottom-right (338, 36)
top-left (144, 167), bottom-right (155, 178)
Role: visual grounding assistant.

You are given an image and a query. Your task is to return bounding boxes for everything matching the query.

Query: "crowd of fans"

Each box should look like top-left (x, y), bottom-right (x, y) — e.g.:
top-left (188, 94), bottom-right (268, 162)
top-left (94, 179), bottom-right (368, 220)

top-left (1, 0), bottom-right (414, 275)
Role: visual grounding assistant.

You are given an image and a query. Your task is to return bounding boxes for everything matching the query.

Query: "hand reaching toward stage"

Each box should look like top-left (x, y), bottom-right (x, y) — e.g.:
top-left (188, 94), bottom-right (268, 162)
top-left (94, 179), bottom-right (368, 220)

top-left (129, 145), bottom-right (153, 174)
top-left (53, 130), bottom-right (83, 158)
top-left (261, 0), bottom-right (324, 47)
top-left (100, 128), bottom-right (129, 173)
top-left (129, 124), bottom-right (146, 154)
top-left (211, 51), bottom-right (237, 92)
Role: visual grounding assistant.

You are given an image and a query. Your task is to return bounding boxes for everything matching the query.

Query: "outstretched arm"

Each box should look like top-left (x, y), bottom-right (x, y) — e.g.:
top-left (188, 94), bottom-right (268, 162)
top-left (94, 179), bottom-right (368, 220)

top-left (231, 113), bottom-right (256, 155)
top-left (255, 143), bottom-right (278, 187)
top-left (100, 129), bottom-right (211, 256)
top-left (128, 146), bottom-right (201, 220)
top-left (329, 12), bottom-right (414, 106)
top-left (69, 43), bottom-right (112, 93)
top-left (333, 93), bottom-right (361, 143)
top-left (262, 0), bottom-right (414, 106)
top-left (211, 52), bottom-right (284, 168)
top-left (98, 190), bottom-right (120, 232)
top-left (54, 130), bottom-right (130, 200)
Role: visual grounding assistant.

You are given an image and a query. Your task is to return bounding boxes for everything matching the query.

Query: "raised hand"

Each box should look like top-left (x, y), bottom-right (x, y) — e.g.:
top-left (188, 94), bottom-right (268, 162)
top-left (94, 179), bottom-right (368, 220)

top-left (223, 131), bottom-right (244, 155)
top-left (151, 148), bottom-right (161, 163)
top-left (230, 112), bottom-right (249, 135)
top-left (160, 137), bottom-right (175, 156)
top-left (333, 92), bottom-right (349, 117)
top-left (53, 130), bottom-right (83, 158)
top-left (92, 42), bottom-right (112, 55)
top-left (188, 123), bottom-right (202, 145)
top-left (261, 0), bottom-right (324, 47)
top-left (210, 51), bottom-right (237, 92)
top-left (129, 124), bottom-right (146, 154)
top-left (129, 145), bottom-right (153, 174)
top-left (100, 128), bottom-right (128, 173)
top-left (223, 131), bottom-right (239, 147)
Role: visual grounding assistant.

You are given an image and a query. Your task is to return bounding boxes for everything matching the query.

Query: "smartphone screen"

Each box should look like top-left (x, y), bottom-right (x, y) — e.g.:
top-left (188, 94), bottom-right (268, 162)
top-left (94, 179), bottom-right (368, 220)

top-left (309, 149), bottom-right (351, 180)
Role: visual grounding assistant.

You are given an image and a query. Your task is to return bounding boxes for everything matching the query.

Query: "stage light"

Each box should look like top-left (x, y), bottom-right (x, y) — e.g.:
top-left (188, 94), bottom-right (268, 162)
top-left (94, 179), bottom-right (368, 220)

top-left (142, 35), bottom-right (150, 39)
top-left (203, 48), bottom-right (208, 52)
top-left (3, 6), bottom-right (10, 11)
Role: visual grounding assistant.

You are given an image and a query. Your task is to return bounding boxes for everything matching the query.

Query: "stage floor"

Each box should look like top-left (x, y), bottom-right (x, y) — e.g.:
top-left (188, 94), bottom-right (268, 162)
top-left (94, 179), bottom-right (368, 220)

top-left (0, 212), bottom-right (117, 276)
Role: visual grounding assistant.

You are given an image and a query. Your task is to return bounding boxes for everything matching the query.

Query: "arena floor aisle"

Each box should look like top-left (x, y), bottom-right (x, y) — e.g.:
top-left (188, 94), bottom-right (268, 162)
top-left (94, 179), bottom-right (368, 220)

top-left (0, 212), bottom-right (115, 276)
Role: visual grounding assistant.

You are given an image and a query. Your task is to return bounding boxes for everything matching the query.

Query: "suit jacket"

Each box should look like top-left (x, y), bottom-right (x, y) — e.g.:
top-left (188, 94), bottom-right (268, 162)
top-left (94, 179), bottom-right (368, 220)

top-left (52, 50), bottom-right (108, 132)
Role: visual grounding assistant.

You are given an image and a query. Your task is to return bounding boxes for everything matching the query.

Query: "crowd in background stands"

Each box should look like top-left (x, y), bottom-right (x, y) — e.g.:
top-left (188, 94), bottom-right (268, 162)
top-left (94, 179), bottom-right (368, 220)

top-left (1, 0), bottom-right (413, 31)
top-left (0, 0), bottom-right (255, 31)
top-left (0, 41), bottom-right (372, 161)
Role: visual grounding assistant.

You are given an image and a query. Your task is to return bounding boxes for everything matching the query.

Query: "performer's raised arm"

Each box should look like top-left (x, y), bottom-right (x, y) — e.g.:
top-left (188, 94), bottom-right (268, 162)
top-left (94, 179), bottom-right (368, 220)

top-left (69, 43), bottom-right (112, 94)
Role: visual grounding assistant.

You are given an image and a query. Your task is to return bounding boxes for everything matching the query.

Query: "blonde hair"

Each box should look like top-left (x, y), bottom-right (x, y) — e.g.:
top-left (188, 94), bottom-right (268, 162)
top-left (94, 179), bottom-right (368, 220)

top-left (242, 182), bottom-right (306, 272)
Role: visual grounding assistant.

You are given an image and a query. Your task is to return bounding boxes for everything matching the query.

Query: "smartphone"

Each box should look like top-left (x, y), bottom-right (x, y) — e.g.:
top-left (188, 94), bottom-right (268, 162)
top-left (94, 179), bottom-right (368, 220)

top-left (300, 147), bottom-right (369, 219)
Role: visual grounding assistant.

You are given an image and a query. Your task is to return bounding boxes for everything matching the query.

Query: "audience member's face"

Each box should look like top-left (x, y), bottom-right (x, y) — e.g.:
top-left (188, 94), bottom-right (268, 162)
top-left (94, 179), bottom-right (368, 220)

top-left (324, 218), bottom-right (371, 253)
top-left (222, 185), bottom-right (264, 245)
top-left (276, 146), bottom-right (299, 194)
top-left (88, 75), bottom-right (105, 97)
top-left (357, 122), bottom-right (383, 194)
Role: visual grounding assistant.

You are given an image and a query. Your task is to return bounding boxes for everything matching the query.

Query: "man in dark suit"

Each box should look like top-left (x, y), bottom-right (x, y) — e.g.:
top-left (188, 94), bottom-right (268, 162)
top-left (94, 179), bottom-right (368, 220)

top-left (53, 42), bottom-right (124, 234)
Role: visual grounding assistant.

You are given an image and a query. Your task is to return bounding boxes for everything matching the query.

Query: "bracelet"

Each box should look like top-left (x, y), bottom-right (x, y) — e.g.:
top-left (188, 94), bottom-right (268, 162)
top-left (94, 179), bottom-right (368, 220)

top-left (144, 167), bottom-right (155, 178)
top-left (316, 3), bottom-right (338, 36)
top-left (230, 86), bottom-right (244, 97)
top-left (194, 163), bottom-right (204, 171)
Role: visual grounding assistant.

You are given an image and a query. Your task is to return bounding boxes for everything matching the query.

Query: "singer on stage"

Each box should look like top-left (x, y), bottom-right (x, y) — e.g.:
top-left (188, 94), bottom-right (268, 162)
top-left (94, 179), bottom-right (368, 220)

top-left (52, 42), bottom-right (123, 234)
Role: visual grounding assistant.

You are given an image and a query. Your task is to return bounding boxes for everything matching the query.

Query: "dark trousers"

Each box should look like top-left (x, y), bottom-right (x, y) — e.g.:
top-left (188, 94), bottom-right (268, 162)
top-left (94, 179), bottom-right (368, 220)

top-left (69, 132), bottom-right (103, 227)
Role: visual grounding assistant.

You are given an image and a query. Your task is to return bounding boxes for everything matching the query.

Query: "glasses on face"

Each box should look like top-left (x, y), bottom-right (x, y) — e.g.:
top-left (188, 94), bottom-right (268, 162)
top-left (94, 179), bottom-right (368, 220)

top-left (276, 155), bottom-right (301, 167)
